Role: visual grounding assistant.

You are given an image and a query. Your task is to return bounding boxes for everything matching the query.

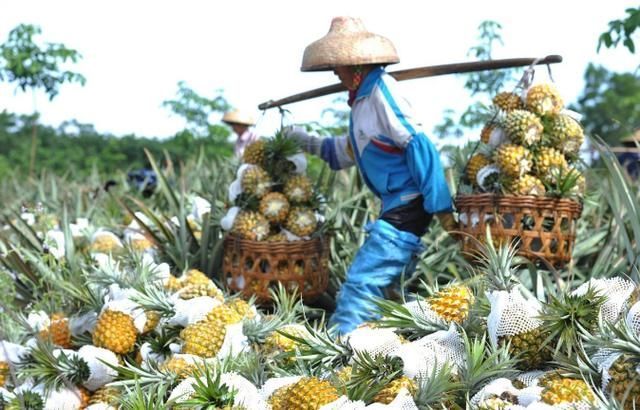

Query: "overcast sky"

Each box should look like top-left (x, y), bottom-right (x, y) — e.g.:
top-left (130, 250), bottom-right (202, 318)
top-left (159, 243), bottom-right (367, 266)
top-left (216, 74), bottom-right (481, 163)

top-left (0, 0), bottom-right (638, 144)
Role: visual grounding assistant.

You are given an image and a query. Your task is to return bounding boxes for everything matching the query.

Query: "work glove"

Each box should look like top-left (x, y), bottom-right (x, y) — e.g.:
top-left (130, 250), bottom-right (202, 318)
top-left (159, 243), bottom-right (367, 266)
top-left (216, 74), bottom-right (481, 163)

top-left (283, 125), bottom-right (323, 156)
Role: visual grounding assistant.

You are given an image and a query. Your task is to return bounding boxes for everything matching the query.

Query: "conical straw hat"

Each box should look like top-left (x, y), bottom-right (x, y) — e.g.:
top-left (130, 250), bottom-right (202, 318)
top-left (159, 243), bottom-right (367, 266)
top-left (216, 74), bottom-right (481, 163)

top-left (621, 129), bottom-right (640, 143)
top-left (301, 16), bottom-right (399, 72)
top-left (222, 109), bottom-right (256, 126)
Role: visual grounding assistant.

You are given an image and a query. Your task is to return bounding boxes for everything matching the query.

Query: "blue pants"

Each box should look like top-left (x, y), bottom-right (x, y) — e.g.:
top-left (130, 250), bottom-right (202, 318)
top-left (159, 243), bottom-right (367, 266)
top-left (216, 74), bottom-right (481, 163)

top-left (329, 219), bottom-right (424, 335)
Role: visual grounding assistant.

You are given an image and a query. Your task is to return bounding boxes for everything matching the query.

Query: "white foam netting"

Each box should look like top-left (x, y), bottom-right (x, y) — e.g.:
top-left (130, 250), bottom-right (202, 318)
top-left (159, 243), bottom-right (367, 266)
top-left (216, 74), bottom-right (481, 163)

top-left (216, 322), bottom-right (249, 358)
top-left (513, 370), bottom-right (546, 388)
top-left (169, 296), bottom-right (221, 327)
top-left (347, 327), bottom-right (403, 358)
top-left (403, 299), bottom-right (442, 323)
top-left (392, 325), bottom-right (464, 380)
top-left (228, 164), bottom-right (254, 202)
top-left (221, 372), bottom-right (267, 409)
top-left (572, 277), bottom-right (634, 323)
top-left (470, 377), bottom-right (543, 408)
top-left (220, 206), bottom-right (241, 231)
top-left (259, 376), bottom-right (302, 400)
top-left (487, 290), bottom-right (543, 348)
top-left (0, 341), bottom-right (28, 364)
top-left (76, 345), bottom-right (119, 391)
top-left (320, 388), bottom-right (418, 410)
top-left (626, 301), bottom-right (640, 336)
top-left (591, 348), bottom-right (622, 390)
top-left (167, 376), bottom-right (197, 403)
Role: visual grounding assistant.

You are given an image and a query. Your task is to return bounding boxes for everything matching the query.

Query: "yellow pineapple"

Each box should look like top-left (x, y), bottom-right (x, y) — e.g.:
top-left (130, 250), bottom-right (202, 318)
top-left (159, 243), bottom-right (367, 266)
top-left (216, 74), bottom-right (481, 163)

top-left (283, 377), bottom-right (340, 409)
top-left (284, 175), bottom-right (314, 204)
top-left (526, 83), bottom-right (564, 116)
top-left (544, 114), bottom-right (584, 155)
top-left (493, 91), bottom-right (524, 112)
top-left (38, 313), bottom-right (72, 348)
top-left (179, 282), bottom-right (225, 301)
top-left (607, 354), bottom-right (640, 410)
top-left (92, 309), bottom-right (138, 354)
top-left (494, 144), bottom-right (532, 178)
top-left (242, 139), bottom-right (266, 166)
top-left (534, 147), bottom-right (568, 183)
top-left (142, 310), bottom-right (161, 334)
top-left (205, 303), bottom-right (244, 325)
top-left (130, 236), bottom-right (154, 252)
top-left (373, 376), bottom-right (418, 404)
top-left (259, 192), bottom-right (290, 223)
top-left (89, 386), bottom-right (120, 406)
top-left (90, 231), bottom-right (123, 253)
top-left (480, 122), bottom-right (500, 144)
top-left (160, 356), bottom-right (197, 379)
top-left (507, 175), bottom-right (546, 196)
top-left (498, 327), bottom-right (552, 370)
top-left (180, 319), bottom-right (227, 358)
top-left (427, 284), bottom-right (474, 324)
top-left (183, 269), bottom-right (213, 286)
top-left (540, 377), bottom-right (594, 405)
top-left (165, 275), bottom-right (182, 292)
top-left (264, 324), bottom-right (308, 355)
top-left (285, 207), bottom-right (317, 237)
top-left (241, 166), bottom-right (272, 198)
top-left (466, 154), bottom-right (491, 186)
top-left (266, 232), bottom-right (288, 242)
top-left (269, 384), bottom-right (293, 410)
top-left (228, 298), bottom-right (255, 319)
top-left (232, 211), bottom-right (270, 241)
top-left (504, 109), bottom-right (543, 146)
top-left (0, 361), bottom-right (9, 387)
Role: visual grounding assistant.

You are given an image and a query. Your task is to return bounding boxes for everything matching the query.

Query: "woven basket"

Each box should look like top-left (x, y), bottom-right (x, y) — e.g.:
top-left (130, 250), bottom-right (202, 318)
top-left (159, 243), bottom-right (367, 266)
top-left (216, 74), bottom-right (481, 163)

top-left (455, 194), bottom-right (583, 267)
top-left (222, 234), bottom-right (329, 303)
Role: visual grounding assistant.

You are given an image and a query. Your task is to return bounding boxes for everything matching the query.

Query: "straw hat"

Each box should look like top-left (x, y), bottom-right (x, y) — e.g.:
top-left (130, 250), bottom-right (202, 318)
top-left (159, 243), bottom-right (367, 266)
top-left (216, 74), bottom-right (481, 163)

top-left (621, 129), bottom-right (640, 144)
top-left (222, 110), bottom-right (255, 126)
top-left (301, 16), bottom-right (399, 72)
top-left (611, 129), bottom-right (640, 153)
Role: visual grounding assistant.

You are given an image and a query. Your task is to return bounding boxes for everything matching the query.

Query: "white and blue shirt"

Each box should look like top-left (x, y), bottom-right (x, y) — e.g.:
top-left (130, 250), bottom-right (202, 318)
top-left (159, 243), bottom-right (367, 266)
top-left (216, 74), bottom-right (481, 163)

top-left (320, 66), bottom-right (453, 214)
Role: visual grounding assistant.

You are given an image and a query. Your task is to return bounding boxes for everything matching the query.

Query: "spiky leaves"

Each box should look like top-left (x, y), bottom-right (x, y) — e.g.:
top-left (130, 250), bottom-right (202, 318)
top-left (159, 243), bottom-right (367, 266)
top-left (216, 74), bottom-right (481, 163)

top-left (475, 229), bottom-right (522, 292)
top-left (173, 365), bottom-right (237, 409)
top-left (262, 130), bottom-right (302, 182)
top-left (20, 341), bottom-right (90, 392)
top-left (346, 350), bottom-right (404, 403)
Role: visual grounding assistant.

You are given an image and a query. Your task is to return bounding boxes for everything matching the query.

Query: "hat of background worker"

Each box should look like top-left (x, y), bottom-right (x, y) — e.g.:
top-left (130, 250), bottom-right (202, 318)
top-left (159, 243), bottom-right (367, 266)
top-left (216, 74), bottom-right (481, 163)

top-left (222, 109), bottom-right (256, 126)
top-left (301, 16), bottom-right (399, 72)
top-left (621, 129), bottom-right (640, 144)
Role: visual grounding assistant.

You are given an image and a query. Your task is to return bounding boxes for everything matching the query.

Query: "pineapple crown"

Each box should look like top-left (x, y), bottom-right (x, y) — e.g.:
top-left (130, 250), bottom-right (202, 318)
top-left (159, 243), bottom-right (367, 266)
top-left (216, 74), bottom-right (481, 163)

top-left (20, 341), bottom-right (90, 393)
top-left (475, 228), bottom-right (522, 292)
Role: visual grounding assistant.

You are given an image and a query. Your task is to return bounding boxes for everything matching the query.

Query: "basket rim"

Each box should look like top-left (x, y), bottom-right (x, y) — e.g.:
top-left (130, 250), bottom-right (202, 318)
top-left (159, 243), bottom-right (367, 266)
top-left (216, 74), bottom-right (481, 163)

top-left (454, 193), bottom-right (583, 212)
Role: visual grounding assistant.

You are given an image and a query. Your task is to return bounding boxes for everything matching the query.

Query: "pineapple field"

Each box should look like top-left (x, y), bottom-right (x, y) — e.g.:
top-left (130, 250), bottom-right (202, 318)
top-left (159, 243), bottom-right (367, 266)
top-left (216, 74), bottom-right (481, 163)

top-left (1, 84), bottom-right (640, 410)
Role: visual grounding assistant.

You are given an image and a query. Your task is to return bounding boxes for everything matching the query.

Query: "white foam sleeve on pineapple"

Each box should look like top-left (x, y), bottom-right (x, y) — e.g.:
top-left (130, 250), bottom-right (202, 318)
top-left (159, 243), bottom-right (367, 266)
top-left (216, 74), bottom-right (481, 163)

top-left (572, 277), bottom-right (634, 323)
top-left (513, 370), bottom-right (546, 388)
top-left (287, 153), bottom-right (307, 174)
top-left (487, 290), bottom-right (543, 348)
top-left (469, 378), bottom-right (543, 408)
top-left (139, 342), bottom-right (167, 366)
top-left (476, 164), bottom-right (501, 192)
top-left (320, 396), bottom-right (367, 410)
top-left (591, 348), bottom-right (621, 390)
top-left (0, 341), bottom-right (28, 363)
top-left (27, 311), bottom-right (50, 332)
top-left (69, 311), bottom-right (98, 336)
top-left (259, 376), bottom-right (302, 400)
top-left (168, 376), bottom-right (198, 403)
top-left (404, 299), bottom-right (446, 323)
top-left (76, 345), bottom-right (119, 391)
top-left (44, 385), bottom-right (86, 410)
top-left (347, 327), bottom-right (402, 358)
top-left (220, 206), bottom-right (241, 231)
top-left (560, 108), bottom-right (583, 122)
top-left (85, 404), bottom-right (116, 410)
top-left (126, 211), bottom-right (153, 232)
top-left (190, 195), bottom-right (211, 222)
top-left (392, 325), bottom-right (464, 380)
top-left (487, 127), bottom-right (508, 147)
top-left (221, 372), bottom-right (267, 410)
top-left (44, 229), bottom-right (66, 259)
top-left (216, 323), bottom-right (249, 358)
top-left (282, 228), bottom-right (302, 242)
top-left (169, 296), bottom-right (221, 327)
top-left (626, 301), bottom-right (640, 335)
top-left (228, 164), bottom-right (255, 202)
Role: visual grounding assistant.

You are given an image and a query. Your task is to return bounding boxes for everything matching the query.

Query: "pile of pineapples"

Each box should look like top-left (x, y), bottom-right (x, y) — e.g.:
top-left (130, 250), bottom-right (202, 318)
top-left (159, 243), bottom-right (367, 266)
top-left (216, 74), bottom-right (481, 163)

top-left (226, 133), bottom-right (321, 241)
top-left (464, 82), bottom-right (586, 199)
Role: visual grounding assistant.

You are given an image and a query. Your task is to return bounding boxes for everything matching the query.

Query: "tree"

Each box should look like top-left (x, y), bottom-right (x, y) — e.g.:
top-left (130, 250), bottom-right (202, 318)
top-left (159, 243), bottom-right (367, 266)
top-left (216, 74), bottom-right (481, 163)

top-left (0, 24), bottom-right (85, 176)
top-left (162, 81), bottom-right (232, 145)
top-left (598, 6), bottom-right (640, 54)
top-left (570, 64), bottom-right (640, 145)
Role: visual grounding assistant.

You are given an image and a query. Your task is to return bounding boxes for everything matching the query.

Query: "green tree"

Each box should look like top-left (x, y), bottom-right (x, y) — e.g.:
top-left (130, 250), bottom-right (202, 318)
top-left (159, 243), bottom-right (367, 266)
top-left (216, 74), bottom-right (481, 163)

top-left (0, 24), bottom-right (85, 175)
top-left (570, 64), bottom-right (640, 145)
top-left (162, 81), bottom-right (232, 145)
top-left (598, 6), bottom-right (640, 54)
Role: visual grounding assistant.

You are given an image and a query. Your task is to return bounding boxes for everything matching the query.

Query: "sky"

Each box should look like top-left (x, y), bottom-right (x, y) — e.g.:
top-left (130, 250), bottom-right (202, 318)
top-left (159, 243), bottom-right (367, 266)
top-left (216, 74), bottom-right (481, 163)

top-left (0, 1), bottom-right (638, 145)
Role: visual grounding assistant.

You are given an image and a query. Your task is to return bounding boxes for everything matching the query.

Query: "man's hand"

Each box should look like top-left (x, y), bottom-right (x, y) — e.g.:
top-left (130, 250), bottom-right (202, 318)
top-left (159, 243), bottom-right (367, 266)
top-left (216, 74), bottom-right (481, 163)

top-left (283, 125), bottom-right (323, 156)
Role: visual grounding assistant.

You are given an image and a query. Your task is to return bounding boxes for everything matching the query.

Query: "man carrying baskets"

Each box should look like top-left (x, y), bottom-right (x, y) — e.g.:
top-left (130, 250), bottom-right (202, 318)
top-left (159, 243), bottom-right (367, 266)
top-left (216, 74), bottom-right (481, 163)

top-left (284, 17), bottom-right (455, 334)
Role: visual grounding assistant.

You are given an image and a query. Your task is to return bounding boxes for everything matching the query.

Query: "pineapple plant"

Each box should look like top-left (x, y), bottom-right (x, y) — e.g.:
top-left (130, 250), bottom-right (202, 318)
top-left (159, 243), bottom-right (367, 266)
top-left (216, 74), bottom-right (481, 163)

top-left (533, 147), bottom-right (568, 183)
top-left (204, 303), bottom-right (245, 325)
top-left (526, 83), bottom-right (563, 116)
top-left (607, 354), bottom-right (640, 409)
top-left (284, 175), bottom-right (314, 204)
top-left (466, 153), bottom-right (491, 186)
top-left (373, 375), bottom-right (418, 404)
top-left (284, 207), bottom-right (317, 237)
top-left (279, 377), bottom-right (340, 409)
top-left (543, 113), bottom-right (584, 155)
top-left (427, 284), bottom-right (474, 324)
top-left (494, 144), bottom-right (532, 178)
top-left (506, 174), bottom-right (545, 196)
top-left (259, 192), bottom-right (290, 224)
top-left (37, 313), bottom-right (72, 349)
top-left (93, 309), bottom-right (138, 354)
top-left (180, 319), bottom-right (227, 358)
top-left (89, 386), bottom-right (120, 406)
top-left (241, 166), bottom-right (272, 198)
top-left (242, 139), bottom-right (266, 166)
top-left (232, 211), bottom-right (270, 241)
top-left (540, 376), bottom-right (595, 405)
top-left (493, 91), bottom-right (524, 112)
top-left (504, 109), bottom-right (543, 146)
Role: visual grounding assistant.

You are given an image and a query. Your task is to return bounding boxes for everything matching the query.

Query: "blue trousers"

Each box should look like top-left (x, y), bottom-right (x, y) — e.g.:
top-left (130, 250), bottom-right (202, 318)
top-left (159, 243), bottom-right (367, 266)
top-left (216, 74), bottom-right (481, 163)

top-left (329, 219), bottom-right (424, 335)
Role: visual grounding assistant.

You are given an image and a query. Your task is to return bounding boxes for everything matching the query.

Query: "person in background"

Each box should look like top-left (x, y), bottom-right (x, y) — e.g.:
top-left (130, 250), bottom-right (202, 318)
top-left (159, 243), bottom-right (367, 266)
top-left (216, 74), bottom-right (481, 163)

top-left (284, 16), bottom-right (456, 335)
top-left (222, 109), bottom-right (258, 159)
top-left (613, 129), bottom-right (640, 180)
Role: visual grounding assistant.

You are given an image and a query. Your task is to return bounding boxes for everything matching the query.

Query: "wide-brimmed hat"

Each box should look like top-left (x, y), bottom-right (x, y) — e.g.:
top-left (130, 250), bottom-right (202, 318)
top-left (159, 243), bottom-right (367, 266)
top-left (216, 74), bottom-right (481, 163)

top-left (222, 110), bottom-right (255, 126)
top-left (621, 129), bottom-right (640, 144)
top-left (301, 16), bottom-right (399, 72)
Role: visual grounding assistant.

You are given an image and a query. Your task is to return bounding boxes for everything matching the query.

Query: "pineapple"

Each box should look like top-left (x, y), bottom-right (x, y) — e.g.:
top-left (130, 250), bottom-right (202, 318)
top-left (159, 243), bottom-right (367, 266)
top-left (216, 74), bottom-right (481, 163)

top-left (227, 298), bottom-right (255, 320)
top-left (544, 114), bottom-right (584, 155)
top-left (179, 282), bottom-right (225, 301)
top-left (507, 175), bottom-right (545, 196)
top-left (130, 236), bottom-right (153, 252)
top-left (241, 166), bottom-right (272, 198)
top-left (534, 147), bottom-right (568, 183)
top-left (38, 313), bottom-right (72, 348)
top-left (183, 269), bottom-right (215, 287)
top-left (282, 377), bottom-right (340, 409)
top-left (266, 232), bottom-right (288, 242)
top-left (477, 396), bottom-right (514, 410)
top-left (284, 175), bottom-right (314, 204)
top-left (242, 139), bottom-right (266, 166)
top-left (269, 384), bottom-right (293, 410)
top-left (90, 231), bottom-right (123, 253)
top-left (480, 122), bottom-right (505, 145)
top-left (497, 327), bottom-right (552, 370)
top-left (493, 91), bottom-right (524, 112)
top-left (607, 354), bottom-right (640, 409)
top-left (89, 386), bottom-right (120, 406)
top-left (504, 109), bottom-right (543, 146)
top-left (526, 83), bottom-right (563, 116)
top-left (205, 303), bottom-right (244, 325)
top-left (180, 319), bottom-right (227, 358)
top-left (427, 284), bottom-right (474, 324)
top-left (160, 356), bottom-right (197, 379)
top-left (232, 211), bottom-right (270, 241)
top-left (93, 309), bottom-right (138, 354)
top-left (259, 192), bottom-right (290, 223)
top-left (142, 310), bottom-right (161, 334)
top-left (466, 154), bottom-right (491, 186)
top-left (373, 376), bottom-right (417, 404)
top-left (285, 207), bottom-right (317, 237)
top-left (0, 361), bottom-right (8, 387)
top-left (540, 377), bottom-right (594, 405)
top-left (494, 144), bottom-right (532, 178)
top-left (264, 324), bottom-right (309, 355)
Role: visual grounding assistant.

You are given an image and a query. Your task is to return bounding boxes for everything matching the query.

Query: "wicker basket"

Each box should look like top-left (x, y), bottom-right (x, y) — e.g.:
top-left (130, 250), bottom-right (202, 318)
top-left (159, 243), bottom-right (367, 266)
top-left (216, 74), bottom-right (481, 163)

top-left (455, 194), bottom-right (583, 267)
top-left (222, 234), bottom-right (329, 303)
